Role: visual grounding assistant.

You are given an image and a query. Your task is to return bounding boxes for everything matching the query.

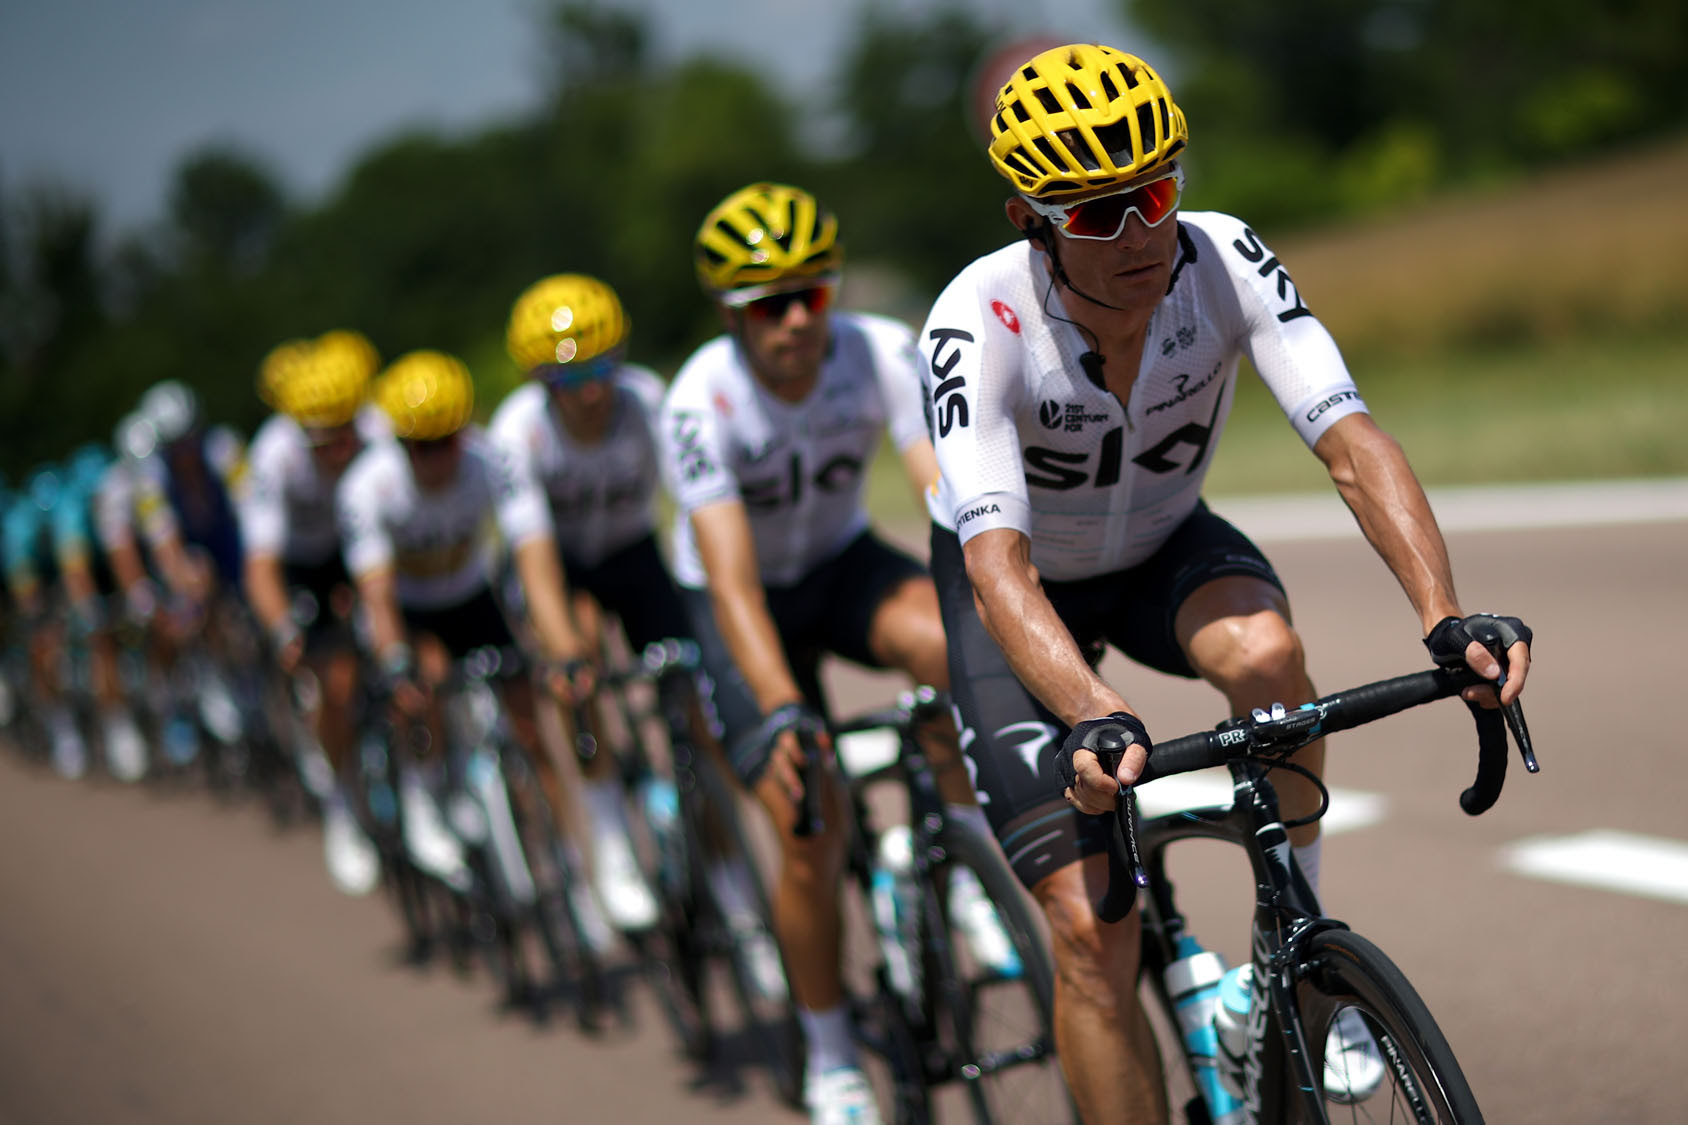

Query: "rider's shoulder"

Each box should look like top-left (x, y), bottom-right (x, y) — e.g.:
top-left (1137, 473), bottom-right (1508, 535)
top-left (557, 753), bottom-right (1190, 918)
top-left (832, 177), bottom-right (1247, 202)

top-left (486, 380), bottom-right (547, 439)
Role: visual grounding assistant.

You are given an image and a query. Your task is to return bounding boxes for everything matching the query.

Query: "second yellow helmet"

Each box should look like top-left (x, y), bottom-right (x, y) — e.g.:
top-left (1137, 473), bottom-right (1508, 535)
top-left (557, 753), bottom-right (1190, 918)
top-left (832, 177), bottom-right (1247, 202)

top-left (694, 183), bottom-right (842, 298)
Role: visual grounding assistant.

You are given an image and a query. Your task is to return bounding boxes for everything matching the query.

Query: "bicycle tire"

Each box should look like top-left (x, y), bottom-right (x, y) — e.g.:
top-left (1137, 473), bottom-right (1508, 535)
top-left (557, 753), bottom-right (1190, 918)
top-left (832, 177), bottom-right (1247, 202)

top-left (502, 752), bottom-right (609, 1032)
top-left (1280, 928), bottom-right (1483, 1124)
top-left (693, 753), bottom-right (805, 1109)
top-left (925, 815), bottom-right (1077, 1125)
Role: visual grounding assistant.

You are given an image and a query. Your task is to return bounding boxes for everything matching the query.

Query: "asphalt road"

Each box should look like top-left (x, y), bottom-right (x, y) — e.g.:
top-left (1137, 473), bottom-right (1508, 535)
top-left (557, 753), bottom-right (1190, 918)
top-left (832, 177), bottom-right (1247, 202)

top-left (3, 515), bottom-right (1685, 1123)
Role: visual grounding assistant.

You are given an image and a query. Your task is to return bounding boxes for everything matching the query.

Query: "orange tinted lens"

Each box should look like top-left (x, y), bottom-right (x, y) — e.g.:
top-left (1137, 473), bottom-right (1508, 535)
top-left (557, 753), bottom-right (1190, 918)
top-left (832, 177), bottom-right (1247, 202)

top-left (745, 286), bottom-right (832, 322)
top-left (1062, 177), bottom-right (1181, 237)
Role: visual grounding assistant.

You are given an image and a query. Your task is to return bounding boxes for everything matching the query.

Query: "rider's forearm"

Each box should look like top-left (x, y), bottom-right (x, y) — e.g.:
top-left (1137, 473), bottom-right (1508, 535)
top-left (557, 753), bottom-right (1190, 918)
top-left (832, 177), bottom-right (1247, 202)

top-left (1319, 416), bottom-right (1463, 632)
top-left (355, 569), bottom-right (407, 662)
top-left (964, 531), bottom-right (1129, 727)
top-left (709, 578), bottom-right (805, 715)
top-left (244, 553), bottom-right (292, 635)
top-left (513, 537), bottom-right (583, 662)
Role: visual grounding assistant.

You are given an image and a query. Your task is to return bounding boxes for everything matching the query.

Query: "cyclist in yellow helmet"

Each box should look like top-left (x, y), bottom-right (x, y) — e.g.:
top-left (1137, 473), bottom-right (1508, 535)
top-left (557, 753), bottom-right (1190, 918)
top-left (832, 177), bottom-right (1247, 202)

top-left (922, 44), bottom-right (1534, 1122)
top-left (490, 272), bottom-right (675, 935)
top-left (241, 330), bottom-right (389, 895)
top-left (341, 351), bottom-right (586, 960)
top-left (663, 183), bottom-right (1003, 1124)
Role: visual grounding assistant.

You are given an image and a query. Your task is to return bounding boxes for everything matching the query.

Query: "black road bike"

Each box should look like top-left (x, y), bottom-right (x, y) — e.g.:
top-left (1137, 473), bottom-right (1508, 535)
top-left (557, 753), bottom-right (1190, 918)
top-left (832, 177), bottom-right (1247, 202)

top-left (1109, 659), bottom-right (1537, 1125)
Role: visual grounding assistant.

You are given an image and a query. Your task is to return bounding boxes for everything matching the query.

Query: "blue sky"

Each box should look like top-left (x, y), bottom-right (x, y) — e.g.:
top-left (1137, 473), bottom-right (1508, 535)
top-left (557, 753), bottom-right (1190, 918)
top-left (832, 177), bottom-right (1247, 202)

top-left (0, 0), bottom-right (1138, 235)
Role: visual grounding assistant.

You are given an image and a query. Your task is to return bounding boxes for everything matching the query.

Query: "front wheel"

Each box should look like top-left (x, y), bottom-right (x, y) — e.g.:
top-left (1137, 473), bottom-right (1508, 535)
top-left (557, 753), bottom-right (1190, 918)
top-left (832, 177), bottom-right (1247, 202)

top-left (1281, 928), bottom-right (1483, 1124)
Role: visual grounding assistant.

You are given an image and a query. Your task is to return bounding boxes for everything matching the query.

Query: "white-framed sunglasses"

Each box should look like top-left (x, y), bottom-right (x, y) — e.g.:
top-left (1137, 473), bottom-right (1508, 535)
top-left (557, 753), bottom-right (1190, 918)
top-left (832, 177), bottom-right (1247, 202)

top-left (1024, 164), bottom-right (1185, 241)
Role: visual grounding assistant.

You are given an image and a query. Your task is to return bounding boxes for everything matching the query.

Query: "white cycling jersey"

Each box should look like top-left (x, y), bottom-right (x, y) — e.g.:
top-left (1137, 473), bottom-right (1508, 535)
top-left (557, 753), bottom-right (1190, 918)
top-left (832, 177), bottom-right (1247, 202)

top-left (240, 407), bottom-right (390, 566)
top-left (922, 211), bottom-right (1367, 582)
top-left (336, 427), bottom-right (502, 610)
top-left (658, 311), bottom-right (929, 589)
top-left (488, 367), bottom-right (665, 567)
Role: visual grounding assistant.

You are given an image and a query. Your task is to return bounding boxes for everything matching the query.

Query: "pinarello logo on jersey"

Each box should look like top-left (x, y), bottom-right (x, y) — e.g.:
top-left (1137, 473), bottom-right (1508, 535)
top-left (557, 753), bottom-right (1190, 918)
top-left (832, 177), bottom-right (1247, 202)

top-left (991, 301), bottom-right (1020, 334)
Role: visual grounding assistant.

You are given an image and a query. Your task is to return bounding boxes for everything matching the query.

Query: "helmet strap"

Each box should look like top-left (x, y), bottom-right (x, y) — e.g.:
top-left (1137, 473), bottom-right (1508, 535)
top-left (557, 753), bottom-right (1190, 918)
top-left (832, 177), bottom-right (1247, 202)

top-left (1032, 222), bottom-right (1114, 391)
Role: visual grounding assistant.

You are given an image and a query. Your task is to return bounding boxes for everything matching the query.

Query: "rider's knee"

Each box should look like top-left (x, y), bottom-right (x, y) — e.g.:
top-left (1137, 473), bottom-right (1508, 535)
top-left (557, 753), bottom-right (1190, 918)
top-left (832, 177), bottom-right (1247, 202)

top-left (1202, 611), bottom-right (1307, 696)
top-left (1034, 860), bottom-right (1141, 981)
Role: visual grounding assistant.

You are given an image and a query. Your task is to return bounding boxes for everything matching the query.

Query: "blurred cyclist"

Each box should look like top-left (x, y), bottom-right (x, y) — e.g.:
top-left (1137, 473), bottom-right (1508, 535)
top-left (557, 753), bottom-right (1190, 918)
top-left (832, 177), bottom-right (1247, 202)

top-left (2, 465), bottom-right (86, 775)
top-left (54, 442), bottom-right (149, 781)
top-left (658, 182), bottom-right (986, 1125)
top-left (241, 331), bottom-right (389, 895)
top-left (490, 273), bottom-right (675, 936)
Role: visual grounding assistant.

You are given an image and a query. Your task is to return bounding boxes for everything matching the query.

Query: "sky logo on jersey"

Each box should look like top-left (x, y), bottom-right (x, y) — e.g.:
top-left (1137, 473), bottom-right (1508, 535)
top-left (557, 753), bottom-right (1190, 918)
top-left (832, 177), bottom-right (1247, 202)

top-left (991, 300), bottom-right (1021, 334)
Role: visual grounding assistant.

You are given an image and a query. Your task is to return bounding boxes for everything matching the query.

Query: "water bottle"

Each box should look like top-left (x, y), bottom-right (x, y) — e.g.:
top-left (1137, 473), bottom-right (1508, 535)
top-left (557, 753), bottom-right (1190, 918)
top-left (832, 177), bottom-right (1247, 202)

top-left (1163, 934), bottom-right (1246, 1124)
top-left (1214, 963), bottom-right (1255, 1101)
top-left (640, 776), bottom-right (683, 890)
top-left (869, 823), bottom-right (919, 998)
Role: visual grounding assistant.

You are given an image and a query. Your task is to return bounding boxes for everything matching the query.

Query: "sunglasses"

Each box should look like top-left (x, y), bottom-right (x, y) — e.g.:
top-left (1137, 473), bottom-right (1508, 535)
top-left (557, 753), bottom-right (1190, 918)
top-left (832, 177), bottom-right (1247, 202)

top-left (738, 285), bottom-right (834, 323)
top-left (535, 352), bottom-right (619, 391)
top-left (1025, 164), bottom-right (1185, 240)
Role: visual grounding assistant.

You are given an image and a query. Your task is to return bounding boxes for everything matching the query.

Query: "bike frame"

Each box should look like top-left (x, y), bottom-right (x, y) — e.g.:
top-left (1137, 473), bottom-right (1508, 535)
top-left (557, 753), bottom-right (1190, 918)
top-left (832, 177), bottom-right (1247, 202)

top-left (1136, 756), bottom-right (1344, 1125)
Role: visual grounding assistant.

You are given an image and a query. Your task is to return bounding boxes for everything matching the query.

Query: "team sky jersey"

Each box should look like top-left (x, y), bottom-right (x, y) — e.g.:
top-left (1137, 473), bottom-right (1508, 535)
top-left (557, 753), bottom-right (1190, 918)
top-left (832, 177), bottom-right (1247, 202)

top-left (337, 427), bottom-right (502, 611)
top-left (658, 311), bottom-right (929, 589)
top-left (488, 367), bottom-right (665, 567)
top-left (240, 407), bottom-right (390, 567)
top-left (921, 212), bottom-right (1367, 582)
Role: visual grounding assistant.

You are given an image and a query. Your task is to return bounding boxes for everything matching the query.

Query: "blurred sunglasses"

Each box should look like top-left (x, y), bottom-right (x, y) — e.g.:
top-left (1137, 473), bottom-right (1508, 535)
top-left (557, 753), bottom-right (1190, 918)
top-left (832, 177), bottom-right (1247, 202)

top-left (744, 285), bottom-right (833, 322)
top-left (535, 352), bottom-right (619, 391)
top-left (401, 433), bottom-right (459, 456)
top-left (1025, 164), bottom-right (1185, 240)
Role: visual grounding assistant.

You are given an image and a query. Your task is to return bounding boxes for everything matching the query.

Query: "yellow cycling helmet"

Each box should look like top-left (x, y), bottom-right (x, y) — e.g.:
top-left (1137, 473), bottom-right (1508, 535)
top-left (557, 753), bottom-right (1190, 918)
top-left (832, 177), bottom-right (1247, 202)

top-left (276, 330), bottom-right (379, 428)
top-left (257, 339), bottom-right (312, 407)
top-left (506, 274), bottom-right (629, 372)
top-left (694, 183), bottom-right (842, 300)
top-left (988, 43), bottom-right (1187, 200)
top-left (373, 350), bottom-right (475, 440)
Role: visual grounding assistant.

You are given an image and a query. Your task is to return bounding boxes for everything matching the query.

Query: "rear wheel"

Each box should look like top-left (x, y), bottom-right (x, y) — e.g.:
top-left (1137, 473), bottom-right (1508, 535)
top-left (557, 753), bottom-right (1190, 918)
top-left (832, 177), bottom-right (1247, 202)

top-left (1282, 928), bottom-right (1482, 1124)
top-left (922, 816), bottom-right (1076, 1125)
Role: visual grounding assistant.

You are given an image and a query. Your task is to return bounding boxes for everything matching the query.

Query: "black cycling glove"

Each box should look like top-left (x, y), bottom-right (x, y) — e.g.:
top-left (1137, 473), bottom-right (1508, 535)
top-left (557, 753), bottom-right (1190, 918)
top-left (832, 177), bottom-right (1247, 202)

top-left (1424, 613), bottom-right (1533, 669)
top-left (1055, 712), bottom-right (1152, 794)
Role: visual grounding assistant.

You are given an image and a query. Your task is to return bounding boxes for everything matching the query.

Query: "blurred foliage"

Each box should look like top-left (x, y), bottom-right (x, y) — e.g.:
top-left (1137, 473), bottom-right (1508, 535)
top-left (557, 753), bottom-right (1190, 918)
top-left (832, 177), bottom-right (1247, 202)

top-left (1, 0), bottom-right (1684, 478)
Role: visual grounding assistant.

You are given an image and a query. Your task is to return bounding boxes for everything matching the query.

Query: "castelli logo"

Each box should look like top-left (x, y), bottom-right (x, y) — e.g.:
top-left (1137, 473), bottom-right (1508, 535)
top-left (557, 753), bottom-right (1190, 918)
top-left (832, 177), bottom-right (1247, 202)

top-left (991, 301), bottom-right (1020, 334)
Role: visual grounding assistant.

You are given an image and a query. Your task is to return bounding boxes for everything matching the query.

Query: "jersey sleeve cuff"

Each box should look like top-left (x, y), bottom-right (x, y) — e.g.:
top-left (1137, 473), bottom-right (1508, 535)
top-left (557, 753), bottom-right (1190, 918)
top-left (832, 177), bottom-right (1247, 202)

top-left (951, 492), bottom-right (1029, 546)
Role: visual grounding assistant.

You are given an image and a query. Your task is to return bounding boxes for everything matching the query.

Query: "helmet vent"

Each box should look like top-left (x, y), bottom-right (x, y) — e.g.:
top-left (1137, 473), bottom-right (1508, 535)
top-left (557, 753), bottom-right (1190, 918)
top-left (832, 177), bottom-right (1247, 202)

top-left (1035, 87), bottom-right (1061, 114)
top-left (1099, 71), bottom-right (1120, 101)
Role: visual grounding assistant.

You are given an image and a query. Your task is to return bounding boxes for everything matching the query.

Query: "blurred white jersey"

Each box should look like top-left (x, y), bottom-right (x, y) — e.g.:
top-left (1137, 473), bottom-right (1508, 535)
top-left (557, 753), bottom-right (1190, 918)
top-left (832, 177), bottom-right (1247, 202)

top-left (921, 211), bottom-right (1367, 581)
top-left (488, 367), bottom-right (666, 567)
top-left (658, 311), bottom-right (929, 589)
top-left (336, 427), bottom-right (501, 610)
top-left (240, 407), bottom-right (390, 566)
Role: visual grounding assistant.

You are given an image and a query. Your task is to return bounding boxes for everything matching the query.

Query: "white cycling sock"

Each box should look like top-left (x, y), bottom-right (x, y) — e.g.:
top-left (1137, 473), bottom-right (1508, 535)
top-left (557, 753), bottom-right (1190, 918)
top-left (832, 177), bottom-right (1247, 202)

top-left (798, 1004), bottom-right (857, 1075)
top-left (1293, 836), bottom-right (1323, 900)
top-left (583, 778), bottom-right (630, 840)
top-left (704, 857), bottom-right (760, 925)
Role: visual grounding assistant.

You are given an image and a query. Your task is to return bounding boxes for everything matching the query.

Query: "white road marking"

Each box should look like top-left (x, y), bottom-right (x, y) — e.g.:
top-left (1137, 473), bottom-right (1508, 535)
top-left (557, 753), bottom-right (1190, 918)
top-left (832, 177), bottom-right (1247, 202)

top-left (1135, 770), bottom-right (1387, 835)
top-left (1213, 477), bottom-right (1688, 543)
top-left (1500, 830), bottom-right (1688, 905)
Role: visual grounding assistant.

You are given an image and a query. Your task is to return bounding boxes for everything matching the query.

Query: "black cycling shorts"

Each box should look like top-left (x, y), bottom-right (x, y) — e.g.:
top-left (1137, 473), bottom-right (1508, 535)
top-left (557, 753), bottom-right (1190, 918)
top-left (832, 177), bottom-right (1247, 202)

top-left (681, 530), bottom-right (928, 785)
top-left (504, 534), bottom-right (693, 659)
top-left (284, 554), bottom-right (354, 652)
top-left (400, 585), bottom-right (517, 661)
top-left (931, 501), bottom-right (1285, 890)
